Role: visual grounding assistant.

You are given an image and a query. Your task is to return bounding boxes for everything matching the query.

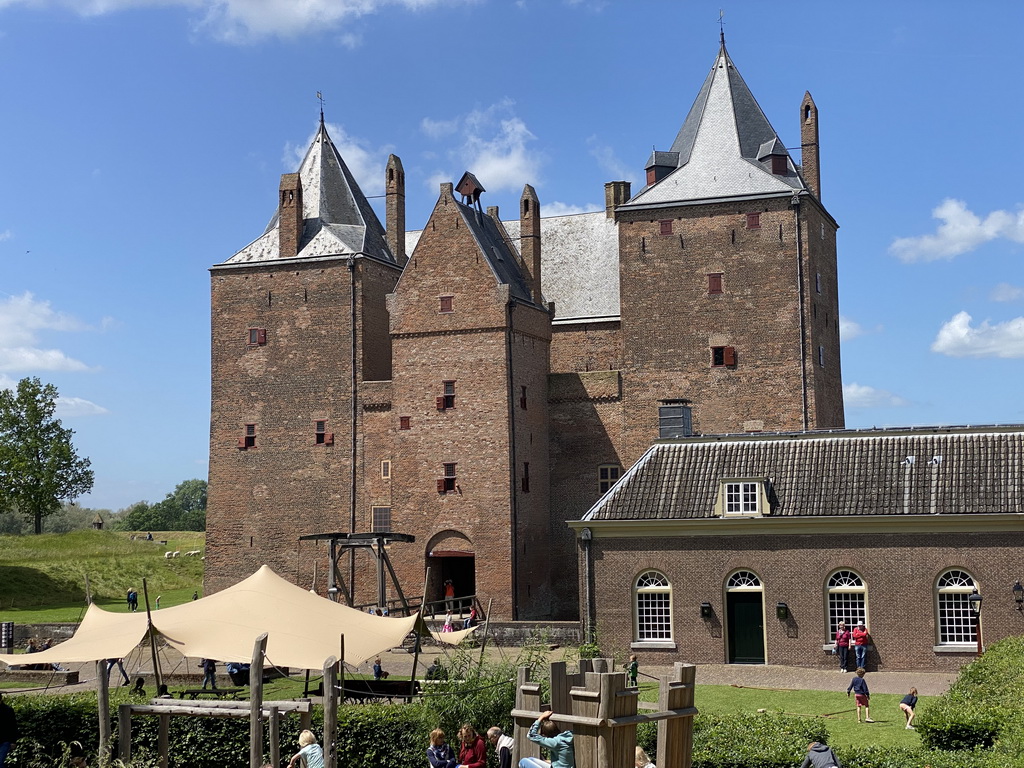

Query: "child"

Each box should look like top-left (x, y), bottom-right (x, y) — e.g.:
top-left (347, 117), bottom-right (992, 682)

top-left (899, 687), bottom-right (918, 729)
top-left (846, 668), bottom-right (873, 723)
top-left (625, 655), bottom-right (639, 687)
top-left (427, 728), bottom-right (457, 768)
top-left (288, 730), bottom-right (324, 768)
top-left (635, 746), bottom-right (656, 768)
top-left (521, 710), bottom-right (574, 768)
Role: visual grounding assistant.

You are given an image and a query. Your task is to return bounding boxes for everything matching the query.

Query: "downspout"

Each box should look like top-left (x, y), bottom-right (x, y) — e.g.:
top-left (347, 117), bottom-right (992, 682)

top-left (792, 197), bottom-right (809, 431)
top-left (580, 528), bottom-right (594, 643)
top-left (505, 299), bottom-right (520, 619)
top-left (348, 256), bottom-right (358, 604)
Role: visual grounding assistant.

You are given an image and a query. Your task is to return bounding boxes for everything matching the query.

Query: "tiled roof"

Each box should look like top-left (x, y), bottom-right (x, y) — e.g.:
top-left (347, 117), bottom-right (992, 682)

top-left (584, 428), bottom-right (1024, 521)
top-left (622, 43), bottom-right (804, 210)
top-left (224, 121), bottom-right (395, 265)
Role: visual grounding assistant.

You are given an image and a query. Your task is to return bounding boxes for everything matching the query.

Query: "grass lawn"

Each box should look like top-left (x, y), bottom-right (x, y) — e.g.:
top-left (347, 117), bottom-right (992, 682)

top-left (638, 682), bottom-right (928, 751)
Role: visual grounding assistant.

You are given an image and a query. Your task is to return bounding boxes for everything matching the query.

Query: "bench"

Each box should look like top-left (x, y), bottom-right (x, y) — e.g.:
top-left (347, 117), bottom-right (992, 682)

top-left (177, 687), bottom-right (245, 700)
top-left (342, 679), bottom-right (421, 704)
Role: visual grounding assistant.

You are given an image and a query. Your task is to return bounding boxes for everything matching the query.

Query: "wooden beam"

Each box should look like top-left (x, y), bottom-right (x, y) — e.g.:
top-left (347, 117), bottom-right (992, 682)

top-left (323, 653), bottom-right (339, 768)
top-left (269, 705), bottom-right (280, 768)
top-left (250, 633), bottom-right (268, 768)
top-left (117, 704), bottom-right (132, 764)
top-left (95, 660), bottom-right (110, 767)
top-left (158, 714), bottom-right (169, 768)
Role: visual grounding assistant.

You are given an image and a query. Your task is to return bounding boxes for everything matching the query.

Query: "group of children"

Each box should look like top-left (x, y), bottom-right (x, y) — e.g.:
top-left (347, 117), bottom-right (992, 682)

top-left (846, 668), bottom-right (918, 729)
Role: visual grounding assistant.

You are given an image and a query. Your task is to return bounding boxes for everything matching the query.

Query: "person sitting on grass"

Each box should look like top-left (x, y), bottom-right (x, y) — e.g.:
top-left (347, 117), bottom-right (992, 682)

top-left (846, 668), bottom-right (873, 723)
top-left (899, 687), bottom-right (918, 729)
top-left (799, 741), bottom-right (842, 768)
top-left (288, 730), bottom-right (323, 768)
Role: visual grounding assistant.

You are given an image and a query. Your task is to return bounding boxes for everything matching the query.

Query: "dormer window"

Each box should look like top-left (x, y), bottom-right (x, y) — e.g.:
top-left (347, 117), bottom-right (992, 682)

top-left (716, 478), bottom-right (770, 517)
top-left (771, 156), bottom-right (787, 175)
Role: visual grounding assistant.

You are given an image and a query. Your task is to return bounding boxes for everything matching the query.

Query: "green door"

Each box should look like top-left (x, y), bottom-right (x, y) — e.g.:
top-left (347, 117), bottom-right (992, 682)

top-left (727, 592), bottom-right (765, 664)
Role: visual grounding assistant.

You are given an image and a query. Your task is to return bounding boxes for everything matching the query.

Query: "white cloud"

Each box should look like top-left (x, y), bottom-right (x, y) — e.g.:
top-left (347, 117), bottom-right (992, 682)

top-left (839, 316), bottom-right (864, 341)
top-left (421, 99), bottom-right (542, 192)
top-left (890, 198), bottom-right (1024, 263)
top-left (56, 396), bottom-right (109, 417)
top-left (0, 230), bottom-right (12, 241)
top-left (586, 136), bottom-right (641, 186)
top-left (542, 201), bottom-right (601, 217)
top-left (0, 292), bottom-right (92, 372)
top-left (284, 122), bottom-right (393, 198)
top-left (931, 310), bottom-right (1024, 358)
top-left (0, 0), bottom-right (474, 43)
top-left (991, 282), bottom-right (1023, 302)
top-left (843, 383), bottom-right (910, 408)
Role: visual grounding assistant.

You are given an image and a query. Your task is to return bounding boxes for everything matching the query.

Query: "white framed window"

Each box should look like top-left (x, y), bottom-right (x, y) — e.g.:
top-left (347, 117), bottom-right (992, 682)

top-left (727, 570), bottom-right (762, 591)
top-left (634, 570), bottom-right (672, 641)
top-left (936, 570), bottom-right (977, 645)
top-left (726, 482), bottom-right (758, 515)
top-left (827, 570), bottom-right (866, 637)
top-left (380, 460), bottom-right (391, 480)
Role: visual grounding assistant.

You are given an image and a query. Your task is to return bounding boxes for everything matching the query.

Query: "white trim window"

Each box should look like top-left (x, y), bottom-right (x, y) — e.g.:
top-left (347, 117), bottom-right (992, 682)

top-left (827, 570), bottom-right (866, 637)
top-left (635, 570), bottom-right (672, 641)
top-left (727, 570), bottom-right (762, 591)
top-left (937, 570), bottom-right (977, 645)
top-left (726, 482), bottom-right (759, 515)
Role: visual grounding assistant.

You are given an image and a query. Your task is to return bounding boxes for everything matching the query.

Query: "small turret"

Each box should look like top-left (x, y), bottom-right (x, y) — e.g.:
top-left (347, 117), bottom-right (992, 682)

top-left (520, 185), bottom-right (541, 304)
top-left (278, 173), bottom-right (303, 258)
top-left (800, 92), bottom-right (821, 200)
top-left (386, 154), bottom-right (407, 267)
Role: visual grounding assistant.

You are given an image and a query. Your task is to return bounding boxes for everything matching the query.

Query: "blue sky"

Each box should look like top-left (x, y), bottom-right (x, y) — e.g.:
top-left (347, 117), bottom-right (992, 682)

top-left (1, 1), bottom-right (1022, 511)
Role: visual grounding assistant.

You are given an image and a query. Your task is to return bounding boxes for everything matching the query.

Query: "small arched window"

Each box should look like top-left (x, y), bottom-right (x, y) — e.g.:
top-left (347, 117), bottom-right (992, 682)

top-left (634, 570), bottom-right (672, 641)
top-left (827, 570), bottom-right (866, 637)
top-left (727, 570), bottom-right (762, 590)
top-left (936, 570), bottom-right (977, 645)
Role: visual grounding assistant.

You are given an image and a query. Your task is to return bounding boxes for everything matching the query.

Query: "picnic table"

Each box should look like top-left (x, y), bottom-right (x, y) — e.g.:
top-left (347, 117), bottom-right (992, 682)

top-left (177, 687), bottom-right (245, 700)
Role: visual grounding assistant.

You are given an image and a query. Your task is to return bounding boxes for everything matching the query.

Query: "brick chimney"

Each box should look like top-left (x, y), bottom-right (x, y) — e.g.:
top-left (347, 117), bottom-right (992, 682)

top-left (800, 92), bottom-right (821, 200)
top-left (278, 173), bottom-right (303, 258)
top-left (604, 181), bottom-right (631, 219)
top-left (386, 154), bottom-right (407, 267)
top-left (520, 185), bottom-right (541, 304)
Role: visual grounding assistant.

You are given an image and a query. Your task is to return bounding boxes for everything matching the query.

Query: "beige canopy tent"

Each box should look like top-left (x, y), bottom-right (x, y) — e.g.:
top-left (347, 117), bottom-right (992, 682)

top-left (429, 625), bottom-right (477, 645)
top-left (0, 565), bottom-right (419, 670)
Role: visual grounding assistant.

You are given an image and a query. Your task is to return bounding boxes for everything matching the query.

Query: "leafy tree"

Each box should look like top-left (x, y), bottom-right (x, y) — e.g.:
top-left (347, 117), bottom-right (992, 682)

top-left (0, 377), bottom-right (94, 534)
top-left (113, 479), bottom-right (207, 532)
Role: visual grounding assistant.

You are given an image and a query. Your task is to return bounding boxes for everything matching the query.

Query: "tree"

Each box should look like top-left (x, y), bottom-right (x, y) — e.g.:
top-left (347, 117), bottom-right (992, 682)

top-left (0, 377), bottom-right (94, 534)
top-left (113, 479), bottom-right (207, 532)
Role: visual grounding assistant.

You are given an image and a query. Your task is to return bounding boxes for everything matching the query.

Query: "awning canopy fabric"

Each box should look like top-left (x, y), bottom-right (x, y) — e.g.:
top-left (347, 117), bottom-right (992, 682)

top-left (0, 565), bottom-right (419, 671)
top-left (429, 625), bottom-right (477, 645)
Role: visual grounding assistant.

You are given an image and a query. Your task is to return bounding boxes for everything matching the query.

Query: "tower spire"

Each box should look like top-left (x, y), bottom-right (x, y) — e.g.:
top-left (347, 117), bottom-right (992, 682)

top-left (316, 91), bottom-right (325, 127)
top-left (718, 9), bottom-right (725, 46)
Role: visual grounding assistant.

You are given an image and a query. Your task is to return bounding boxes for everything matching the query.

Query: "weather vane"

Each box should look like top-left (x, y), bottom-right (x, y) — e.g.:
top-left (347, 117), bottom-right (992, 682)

top-left (317, 91), bottom-right (325, 122)
top-left (718, 9), bottom-right (725, 43)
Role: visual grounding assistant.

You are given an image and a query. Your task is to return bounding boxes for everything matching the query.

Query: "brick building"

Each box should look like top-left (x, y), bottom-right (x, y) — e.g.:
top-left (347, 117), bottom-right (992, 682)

top-left (571, 426), bottom-right (1024, 671)
top-left (206, 40), bottom-right (844, 620)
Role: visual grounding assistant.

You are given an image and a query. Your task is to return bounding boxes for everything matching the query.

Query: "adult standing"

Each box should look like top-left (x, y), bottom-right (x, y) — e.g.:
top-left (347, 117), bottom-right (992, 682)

top-left (0, 692), bottom-right (19, 768)
top-left (106, 658), bottom-right (130, 686)
top-left (834, 622), bottom-right (851, 672)
top-left (444, 580), bottom-right (455, 612)
top-left (487, 727), bottom-right (514, 768)
top-left (201, 658), bottom-right (218, 690)
top-left (456, 724), bottom-right (486, 768)
top-left (851, 623), bottom-right (869, 670)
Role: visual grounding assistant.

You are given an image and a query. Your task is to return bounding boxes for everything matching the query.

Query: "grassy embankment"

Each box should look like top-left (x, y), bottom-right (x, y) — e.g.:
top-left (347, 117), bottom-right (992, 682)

top-left (0, 530), bottom-right (205, 622)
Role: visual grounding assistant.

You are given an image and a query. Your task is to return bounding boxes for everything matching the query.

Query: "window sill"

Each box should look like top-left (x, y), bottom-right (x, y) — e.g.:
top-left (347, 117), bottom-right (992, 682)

top-left (933, 644), bottom-right (978, 654)
top-left (630, 641), bottom-right (677, 651)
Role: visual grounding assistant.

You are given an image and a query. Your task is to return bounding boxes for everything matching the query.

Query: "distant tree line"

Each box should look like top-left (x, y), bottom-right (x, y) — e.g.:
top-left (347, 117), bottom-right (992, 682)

top-left (111, 479), bottom-right (207, 532)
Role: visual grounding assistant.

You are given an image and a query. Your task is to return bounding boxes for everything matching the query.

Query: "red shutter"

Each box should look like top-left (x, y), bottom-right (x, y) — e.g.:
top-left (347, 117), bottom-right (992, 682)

top-left (237, 437), bottom-right (247, 449)
top-left (324, 433), bottom-right (334, 446)
top-left (257, 328), bottom-right (267, 345)
top-left (436, 397), bottom-right (445, 410)
top-left (436, 479), bottom-right (446, 493)
top-left (723, 346), bottom-right (737, 366)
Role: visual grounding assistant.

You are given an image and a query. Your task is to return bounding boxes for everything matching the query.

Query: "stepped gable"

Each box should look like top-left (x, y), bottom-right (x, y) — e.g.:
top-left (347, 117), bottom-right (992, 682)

top-left (584, 427), bottom-right (1024, 521)
top-left (623, 40), bottom-right (805, 210)
top-left (225, 118), bottom-right (394, 264)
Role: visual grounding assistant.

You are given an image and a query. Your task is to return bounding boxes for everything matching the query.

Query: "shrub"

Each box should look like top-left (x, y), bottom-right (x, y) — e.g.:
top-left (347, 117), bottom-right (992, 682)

top-left (916, 698), bottom-right (1004, 751)
top-left (690, 713), bottom-right (827, 768)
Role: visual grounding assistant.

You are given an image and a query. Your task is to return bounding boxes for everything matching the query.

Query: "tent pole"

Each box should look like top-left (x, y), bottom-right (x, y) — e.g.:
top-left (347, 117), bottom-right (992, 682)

top-left (376, 538), bottom-right (386, 611)
top-left (477, 597), bottom-right (494, 671)
top-left (84, 573), bottom-right (93, 605)
top-left (408, 566), bottom-right (429, 692)
top-left (142, 578), bottom-right (163, 692)
top-left (95, 659), bottom-right (111, 767)
top-left (250, 632), bottom-right (268, 768)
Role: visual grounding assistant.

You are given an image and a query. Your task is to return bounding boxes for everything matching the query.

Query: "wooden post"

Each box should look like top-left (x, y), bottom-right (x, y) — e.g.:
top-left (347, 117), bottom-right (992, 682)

top-left (250, 633), bottom-right (268, 768)
top-left (269, 705), bottom-right (280, 768)
top-left (95, 660), bottom-right (111, 766)
top-left (513, 666), bottom-right (542, 767)
top-left (549, 661), bottom-right (570, 714)
top-left (158, 714), bottom-right (169, 768)
top-left (657, 663), bottom-right (696, 768)
top-left (409, 571), bottom-right (427, 692)
top-left (570, 673), bottom-right (602, 768)
top-left (323, 655), bottom-right (339, 768)
top-left (299, 699), bottom-right (312, 732)
top-left (476, 597), bottom-right (493, 671)
top-left (117, 704), bottom-right (132, 764)
top-left (142, 578), bottom-right (163, 692)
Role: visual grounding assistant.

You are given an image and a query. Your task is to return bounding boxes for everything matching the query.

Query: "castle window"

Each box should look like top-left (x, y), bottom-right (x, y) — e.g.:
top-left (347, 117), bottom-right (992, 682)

top-left (439, 295), bottom-right (454, 313)
top-left (371, 506), bottom-right (392, 533)
top-left (818, 346), bottom-right (825, 367)
top-left (707, 273), bottom-right (723, 295)
top-left (437, 381), bottom-right (456, 410)
top-left (658, 402), bottom-right (692, 438)
top-left (815, 273), bottom-right (822, 293)
top-left (238, 424), bottom-right (257, 450)
top-left (771, 156), bottom-right (787, 175)
top-left (711, 346), bottom-right (736, 367)
top-left (937, 570), bottom-right (978, 646)
top-left (820, 223), bottom-right (825, 240)
top-left (248, 328), bottom-right (267, 346)
top-left (437, 463), bottom-right (457, 493)
top-left (522, 462), bottom-right (530, 493)
top-left (598, 464), bottom-right (621, 494)
top-left (828, 570), bottom-right (867, 639)
top-left (659, 220), bottom-right (673, 235)
top-left (635, 570), bottom-right (672, 642)
top-left (381, 460), bottom-right (391, 480)
top-left (314, 420), bottom-right (333, 445)
top-left (746, 213), bottom-right (760, 229)
top-left (399, 416), bottom-right (411, 430)
top-left (725, 481), bottom-right (759, 515)
top-left (520, 385), bottom-right (528, 410)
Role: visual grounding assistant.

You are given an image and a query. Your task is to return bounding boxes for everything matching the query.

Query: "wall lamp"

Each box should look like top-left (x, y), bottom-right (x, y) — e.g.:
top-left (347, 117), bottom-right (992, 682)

top-left (1013, 581), bottom-right (1023, 611)
top-left (700, 602), bottom-right (713, 619)
top-left (776, 602), bottom-right (789, 620)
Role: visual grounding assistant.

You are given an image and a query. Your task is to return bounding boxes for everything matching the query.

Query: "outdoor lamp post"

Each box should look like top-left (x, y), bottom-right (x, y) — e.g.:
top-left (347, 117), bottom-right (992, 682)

top-left (968, 588), bottom-right (983, 656)
top-left (1013, 581), bottom-right (1023, 611)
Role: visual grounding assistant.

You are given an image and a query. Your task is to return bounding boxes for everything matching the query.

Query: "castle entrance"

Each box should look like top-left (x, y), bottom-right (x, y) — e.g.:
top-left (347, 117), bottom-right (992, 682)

top-left (425, 531), bottom-right (476, 616)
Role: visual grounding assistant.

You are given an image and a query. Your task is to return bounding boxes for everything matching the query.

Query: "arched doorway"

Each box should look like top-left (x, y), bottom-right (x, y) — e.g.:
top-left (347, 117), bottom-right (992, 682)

top-left (726, 570), bottom-right (765, 664)
top-left (425, 530), bottom-right (475, 616)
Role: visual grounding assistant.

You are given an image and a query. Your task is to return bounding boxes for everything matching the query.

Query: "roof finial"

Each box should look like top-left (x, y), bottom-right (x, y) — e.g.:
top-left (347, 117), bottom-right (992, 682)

top-left (718, 8), bottom-right (725, 46)
top-left (316, 91), bottom-right (325, 126)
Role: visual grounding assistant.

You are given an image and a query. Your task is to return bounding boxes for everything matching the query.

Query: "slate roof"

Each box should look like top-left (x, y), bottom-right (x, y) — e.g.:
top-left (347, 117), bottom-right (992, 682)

top-left (584, 428), bottom-right (1024, 521)
top-left (452, 199), bottom-right (535, 305)
top-left (622, 42), bottom-right (805, 211)
top-left (409, 209), bottom-right (619, 322)
top-left (223, 120), bottom-right (395, 266)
